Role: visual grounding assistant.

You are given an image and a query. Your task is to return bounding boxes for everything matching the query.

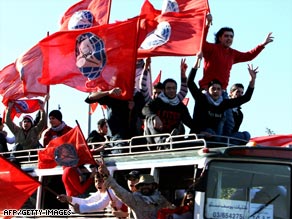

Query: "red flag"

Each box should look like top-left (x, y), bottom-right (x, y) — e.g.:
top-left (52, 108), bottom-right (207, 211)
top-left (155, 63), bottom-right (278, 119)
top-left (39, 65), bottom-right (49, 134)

top-left (89, 102), bottom-right (98, 114)
top-left (138, 11), bottom-right (207, 58)
top-left (60, 0), bottom-right (111, 30)
top-left (138, 0), bottom-right (209, 58)
top-left (0, 64), bottom-right (19, 95)
top-left (152, 70), bottom-right (162, 85)
top-left (138, 0), bottom-right (160, 46)
top-left (8, 99), bottom-right (42, 121)
top-left (182, 97), bottom-right (189, 106)
top-left (0, 156), bottom-right (41, 218)
top-left (15, 44), bottom-right (49, 97)
top-left (249, 134), bottom-right (292, 147)
top-left (39, 17), bottom-right (139, 100)
top-left (0, 64), bottom-right (26, 106)
top-left (161, 0), bottom-right (210, 14)
top-left (38, 126), bottom-right (96, 169)
top-left (0, 58), bottom-right (47, 106)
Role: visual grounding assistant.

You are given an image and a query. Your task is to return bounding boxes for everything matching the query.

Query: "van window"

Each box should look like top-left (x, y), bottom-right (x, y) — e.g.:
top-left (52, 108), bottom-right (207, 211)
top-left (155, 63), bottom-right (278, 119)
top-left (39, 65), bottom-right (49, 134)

top-left (205, 161), bottom-right (290, 219)
top-left (157, 165), bottom-right (195, 205)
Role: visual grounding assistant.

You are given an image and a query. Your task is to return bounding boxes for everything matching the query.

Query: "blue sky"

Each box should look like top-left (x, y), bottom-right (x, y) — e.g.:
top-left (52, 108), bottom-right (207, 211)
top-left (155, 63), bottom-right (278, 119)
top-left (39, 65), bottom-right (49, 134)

top-left (0, 0), bottom-right (291, 140)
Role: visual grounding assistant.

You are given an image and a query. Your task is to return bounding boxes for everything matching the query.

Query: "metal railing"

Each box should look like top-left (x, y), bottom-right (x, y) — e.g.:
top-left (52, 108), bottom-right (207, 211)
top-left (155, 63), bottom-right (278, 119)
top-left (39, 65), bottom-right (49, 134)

top-left (0, 133), bottom-right (248, 165)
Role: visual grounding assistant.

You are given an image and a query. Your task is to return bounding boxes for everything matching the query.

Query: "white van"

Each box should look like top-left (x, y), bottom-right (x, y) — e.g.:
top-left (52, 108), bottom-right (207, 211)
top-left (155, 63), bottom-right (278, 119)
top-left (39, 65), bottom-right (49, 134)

top-left (1, 134), bottom-right (291, 218)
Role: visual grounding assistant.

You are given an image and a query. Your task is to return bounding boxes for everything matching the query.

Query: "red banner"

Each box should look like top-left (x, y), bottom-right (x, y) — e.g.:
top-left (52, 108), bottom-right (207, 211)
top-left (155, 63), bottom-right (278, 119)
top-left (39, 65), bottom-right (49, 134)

top-left (250, 134), bottom-right (292, 147)
top-left (0, 156), bottom-right (41, 218)
top-left (39, 17), bottom-right (139, 100)
top-left (60, 0), bottom-right (111, 30)
top-left (38, 126), bottom-right (95, 169)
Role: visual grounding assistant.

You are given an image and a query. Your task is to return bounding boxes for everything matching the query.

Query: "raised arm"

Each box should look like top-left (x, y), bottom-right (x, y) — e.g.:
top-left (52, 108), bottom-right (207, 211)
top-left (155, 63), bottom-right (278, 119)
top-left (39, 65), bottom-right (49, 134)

top-left (260, 32), bottom-right (274, 47)
top-left (187, 57), bottom-right (202, 100)
top-left (139, 57), bottom-right (151, 103)
top-left (177, 58), bottom-right (188, 101)
top-left (85, 87), bottom-right (122, 103)
top-left (247, 64), bottom-right (258, 88)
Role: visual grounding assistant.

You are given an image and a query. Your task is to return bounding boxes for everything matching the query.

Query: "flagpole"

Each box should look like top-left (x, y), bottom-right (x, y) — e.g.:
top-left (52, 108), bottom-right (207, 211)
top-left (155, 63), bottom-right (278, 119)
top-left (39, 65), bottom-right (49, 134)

top-left (88, 103), bottom-right (91, 137)
top-left (148, 58), bottom-right (153, 97)
top-left (46, 31), bottom-right (50, 116)
top-left (44, 186), bottom-right (74, 207)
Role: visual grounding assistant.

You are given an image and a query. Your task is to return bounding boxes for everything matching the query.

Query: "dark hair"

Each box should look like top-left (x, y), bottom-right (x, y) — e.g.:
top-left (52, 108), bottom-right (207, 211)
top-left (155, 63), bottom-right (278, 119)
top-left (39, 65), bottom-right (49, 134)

top-left (49, 110), bottom-right (63, 122)
top-left (162, 78), bottom-right (177, 89)
top-left (215, 27), bottom-right (234, 44)
top-left (0, 117), bottom-right (2, 126)
top-left (153, 82), bottom-right (163, 90)
top-left (208, 79), bottom-right (222, 88)
top-left (230, 83), bottom-right (244, 92)
top-left (97, 119), bottom-right (107, 128)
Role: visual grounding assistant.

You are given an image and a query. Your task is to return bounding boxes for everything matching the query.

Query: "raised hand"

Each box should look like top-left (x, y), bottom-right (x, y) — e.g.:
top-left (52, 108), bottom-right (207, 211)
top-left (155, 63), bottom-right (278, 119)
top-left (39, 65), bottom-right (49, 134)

top-left (262, 32), bottom-right (274, 46)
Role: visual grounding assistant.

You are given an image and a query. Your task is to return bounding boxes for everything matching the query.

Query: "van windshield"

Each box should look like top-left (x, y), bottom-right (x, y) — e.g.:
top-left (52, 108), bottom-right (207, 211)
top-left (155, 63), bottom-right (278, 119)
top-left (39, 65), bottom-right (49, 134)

top-left (204, 161), bottom-right (290, 219)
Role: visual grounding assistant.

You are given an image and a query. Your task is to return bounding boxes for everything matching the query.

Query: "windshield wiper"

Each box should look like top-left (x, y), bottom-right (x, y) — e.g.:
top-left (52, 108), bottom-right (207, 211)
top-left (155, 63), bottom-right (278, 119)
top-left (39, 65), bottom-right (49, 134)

top-left (249, 194), bottom-right (280, 218)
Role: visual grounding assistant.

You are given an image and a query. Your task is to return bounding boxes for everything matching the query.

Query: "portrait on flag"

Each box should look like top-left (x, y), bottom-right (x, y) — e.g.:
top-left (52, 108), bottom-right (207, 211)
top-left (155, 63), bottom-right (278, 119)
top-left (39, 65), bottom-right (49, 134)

top-left (39, 17), bottom-right (139, 100)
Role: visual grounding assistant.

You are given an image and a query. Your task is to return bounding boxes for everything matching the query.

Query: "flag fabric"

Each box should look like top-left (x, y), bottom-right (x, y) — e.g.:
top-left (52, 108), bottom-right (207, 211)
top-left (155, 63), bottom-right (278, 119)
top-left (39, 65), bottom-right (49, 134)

top-left (138, 0), bottom-right (160, 47)
top-left (0, 156), bottom-right (41, 218)
top-left (38, 126), bottom-right (96, 169)
top-left (60, 0), bottom-right (111, 30)
top-left (138, 11), bottom-right (207, 58)
top-left (15, 44), bottom-right (49, 97)
top-left (89, 102), bottom-right (98, 114)
top-left (39, 17), bottom-right (139, 100)
top-left (138, 0), bottom-right (209, 58)
top-left (8, 99), bottom-right (42, 121)
top-left (157, 206), bottom-right (191, 219)
top-left (0, 64), bottom-right (26, 106)
top-left (152, 70), bottom-right (162, 85)
top-left (161, 0), bottom-right (210, 14)
top-left (182, 97), bottom-right (189, 106)
top-left (0, 64), bottom-right (19, 96)
top-left (249, 134), bottom-right (292, 147)
top-left (0, 45), bottom-right (48, 106)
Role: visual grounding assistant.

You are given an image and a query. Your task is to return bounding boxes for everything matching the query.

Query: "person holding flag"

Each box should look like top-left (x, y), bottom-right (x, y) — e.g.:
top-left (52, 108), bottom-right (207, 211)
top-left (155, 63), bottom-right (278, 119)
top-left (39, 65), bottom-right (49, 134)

top-left (5, 98), bottom-right (47, 159)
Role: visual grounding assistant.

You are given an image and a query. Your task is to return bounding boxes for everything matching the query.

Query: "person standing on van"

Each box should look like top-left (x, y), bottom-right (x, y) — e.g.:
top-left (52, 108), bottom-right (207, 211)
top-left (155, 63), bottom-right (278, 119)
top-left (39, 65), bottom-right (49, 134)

top-left (87, 118), bottom-right (110, 155)
top-left (98, 162), bottom-right (174, 219)
top-left (142, 63), bottom-right (193, 145)
top-left (5, 100), bottom-right (47, 153)
top-left (43, 110), bottom-right (72, 147)
top-left (188, 58), bottom-right (258, 141)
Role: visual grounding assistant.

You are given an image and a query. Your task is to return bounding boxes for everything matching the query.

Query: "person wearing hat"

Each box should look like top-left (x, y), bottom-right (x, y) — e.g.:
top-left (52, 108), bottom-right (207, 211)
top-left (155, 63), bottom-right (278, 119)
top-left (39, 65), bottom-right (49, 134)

top-left (5, 100), bottom-right (47, 153)
top-left (43, 109), bottom-right (72, 147)
top-left (112, 170), bottom-right (141, 218)
top-left (98, 163), bottom-right (174, 219)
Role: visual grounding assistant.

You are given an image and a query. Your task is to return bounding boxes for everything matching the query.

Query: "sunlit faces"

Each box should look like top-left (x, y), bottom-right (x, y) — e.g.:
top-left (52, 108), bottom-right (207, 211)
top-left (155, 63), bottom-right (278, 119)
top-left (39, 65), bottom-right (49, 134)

top-left (230, 87), bottom-right (244, 99)
top-left (136, 183), bottom-right (156, 196)
top-left (127, 177), bottom-right (139, 192)
top-left (98, 123), bottom-right (108, 135)
top-left (49, 116), bottom-right (62, 128)
top-left (152, 88), bottom-right (162, 99)
top-left (94, 173), bottom-right (104, 189)
top-left (22, 119), bottom-right (32, 130)
top-left (164, 82), bottom-right (177, 99)
top-left (219, 31), bottom-right (234, 48)
top-left (208, 84), bottom-right (222, 101)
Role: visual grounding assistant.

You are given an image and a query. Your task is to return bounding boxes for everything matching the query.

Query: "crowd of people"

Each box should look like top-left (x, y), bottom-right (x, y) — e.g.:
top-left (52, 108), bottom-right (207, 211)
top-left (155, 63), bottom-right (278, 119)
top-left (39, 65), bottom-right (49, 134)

top-left (0, 14), bottom-right (274, 157)
top-left (0, 13), bottom-right (274, 219)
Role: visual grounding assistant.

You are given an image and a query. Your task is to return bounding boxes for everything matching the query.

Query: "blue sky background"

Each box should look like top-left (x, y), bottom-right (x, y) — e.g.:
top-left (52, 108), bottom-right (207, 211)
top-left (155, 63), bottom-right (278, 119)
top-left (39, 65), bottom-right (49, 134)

top-left (0, 0), bottom-right (291, 141)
